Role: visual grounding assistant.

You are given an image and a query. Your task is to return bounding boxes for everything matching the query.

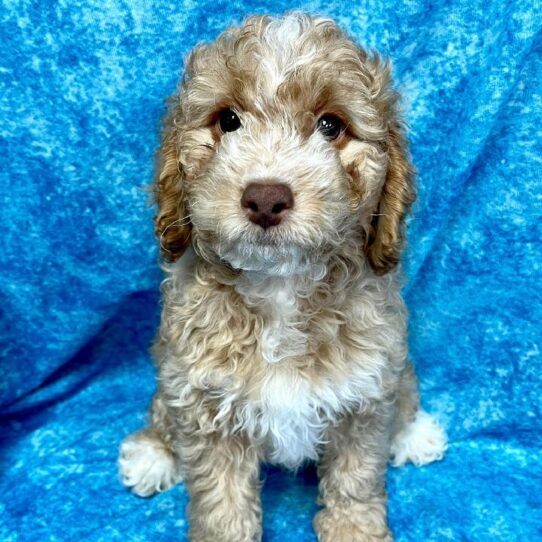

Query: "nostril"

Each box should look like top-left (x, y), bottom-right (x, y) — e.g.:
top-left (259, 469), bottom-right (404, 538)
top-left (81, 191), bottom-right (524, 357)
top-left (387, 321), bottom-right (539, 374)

top-left (271, 202), bottom-right (287, 214)
top-left (247, 201), bottom-right (258, 213)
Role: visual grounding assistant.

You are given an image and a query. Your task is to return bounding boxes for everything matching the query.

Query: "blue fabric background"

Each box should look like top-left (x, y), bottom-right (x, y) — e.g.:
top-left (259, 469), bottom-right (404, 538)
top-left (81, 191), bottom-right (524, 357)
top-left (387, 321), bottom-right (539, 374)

top-left (1, 1), bottom-right (541, 540)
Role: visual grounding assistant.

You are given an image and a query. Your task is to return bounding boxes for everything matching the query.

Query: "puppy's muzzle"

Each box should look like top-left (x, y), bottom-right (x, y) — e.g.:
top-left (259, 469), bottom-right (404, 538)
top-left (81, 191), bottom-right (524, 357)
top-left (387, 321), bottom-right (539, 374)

top-left (241, 181), bottom-right (294, 230)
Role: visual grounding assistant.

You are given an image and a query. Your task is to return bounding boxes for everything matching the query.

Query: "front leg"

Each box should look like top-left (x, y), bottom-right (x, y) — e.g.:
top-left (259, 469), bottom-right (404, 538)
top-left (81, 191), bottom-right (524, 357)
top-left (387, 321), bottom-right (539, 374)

top-left (315, 404), bottom-right (394, 542)
top-left (178, 418), bottom-right (262, 542)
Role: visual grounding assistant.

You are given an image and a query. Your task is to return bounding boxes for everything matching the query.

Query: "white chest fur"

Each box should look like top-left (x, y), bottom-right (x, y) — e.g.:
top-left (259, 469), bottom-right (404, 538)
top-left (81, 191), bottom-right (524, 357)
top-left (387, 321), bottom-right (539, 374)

top-left (228, 272), bottom-right (383, 468)
top-left (238, 362), bottom-right (379, 469)
top-left (232, 274), bottom-right (321, 466)
top-left (253, 367), bottom-right (323, 468)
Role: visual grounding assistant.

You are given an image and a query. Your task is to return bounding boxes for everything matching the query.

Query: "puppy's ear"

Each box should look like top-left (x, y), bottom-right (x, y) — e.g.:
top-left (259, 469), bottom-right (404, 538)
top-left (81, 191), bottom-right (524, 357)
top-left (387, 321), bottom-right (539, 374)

top-left (366, 122), bottom-right (415, 274)
top-left (153, 111), bottom-right (191, 261)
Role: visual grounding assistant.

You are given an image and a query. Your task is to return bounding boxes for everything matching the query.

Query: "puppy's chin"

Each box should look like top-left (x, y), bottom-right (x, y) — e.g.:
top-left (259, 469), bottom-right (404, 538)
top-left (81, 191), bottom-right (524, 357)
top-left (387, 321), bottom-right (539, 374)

top-left (218, 240), bottom-right (319, 277)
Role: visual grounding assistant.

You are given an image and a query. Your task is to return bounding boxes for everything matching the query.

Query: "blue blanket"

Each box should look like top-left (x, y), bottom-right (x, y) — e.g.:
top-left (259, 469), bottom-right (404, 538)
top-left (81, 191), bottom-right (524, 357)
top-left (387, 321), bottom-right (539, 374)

top-left (1, 1), bottom-right (541, 540)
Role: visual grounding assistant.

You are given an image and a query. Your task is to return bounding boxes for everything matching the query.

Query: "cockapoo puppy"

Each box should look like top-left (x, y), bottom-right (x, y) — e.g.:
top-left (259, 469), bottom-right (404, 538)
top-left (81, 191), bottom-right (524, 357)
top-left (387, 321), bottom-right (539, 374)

top-left (119, 13), bottom-right (447, 542)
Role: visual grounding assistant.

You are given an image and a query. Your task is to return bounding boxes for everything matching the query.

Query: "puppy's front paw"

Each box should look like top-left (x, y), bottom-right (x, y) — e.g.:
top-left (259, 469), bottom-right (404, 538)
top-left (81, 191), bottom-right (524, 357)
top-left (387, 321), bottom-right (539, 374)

top-left (314, 508), bottom-right (393, 542)
top-left (119, 432), bottom-right (181, 497)
top-left (390, 409), bottom-right (447, 467)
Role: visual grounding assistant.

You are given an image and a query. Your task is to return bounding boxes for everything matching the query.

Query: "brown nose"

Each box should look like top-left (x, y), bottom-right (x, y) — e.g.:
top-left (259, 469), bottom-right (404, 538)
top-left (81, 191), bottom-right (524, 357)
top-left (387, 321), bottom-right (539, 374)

top-left (241, 182), bottom-right (294, 229)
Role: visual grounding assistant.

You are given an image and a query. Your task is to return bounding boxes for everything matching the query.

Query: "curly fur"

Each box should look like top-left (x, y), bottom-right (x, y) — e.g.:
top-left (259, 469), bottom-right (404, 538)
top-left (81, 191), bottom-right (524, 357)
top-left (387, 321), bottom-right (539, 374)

top-left (119, 12), bottom-right (447, 542)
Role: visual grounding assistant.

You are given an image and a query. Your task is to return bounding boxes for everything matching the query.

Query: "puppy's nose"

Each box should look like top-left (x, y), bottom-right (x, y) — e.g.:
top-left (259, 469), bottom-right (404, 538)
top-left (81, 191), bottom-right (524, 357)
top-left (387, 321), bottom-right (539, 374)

top-left (241, 182), bottom-right (294, 229)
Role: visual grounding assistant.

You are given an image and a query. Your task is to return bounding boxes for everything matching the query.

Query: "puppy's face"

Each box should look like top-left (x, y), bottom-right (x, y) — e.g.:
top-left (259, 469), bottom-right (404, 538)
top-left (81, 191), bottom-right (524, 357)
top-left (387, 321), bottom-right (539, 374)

top-left (155, 15), bottom-right (414, 275)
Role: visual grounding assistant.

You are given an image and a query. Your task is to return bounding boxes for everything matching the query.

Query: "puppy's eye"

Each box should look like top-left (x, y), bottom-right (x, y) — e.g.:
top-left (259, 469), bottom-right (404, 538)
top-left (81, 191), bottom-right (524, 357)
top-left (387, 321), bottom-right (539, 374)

top-left (218, 109), bottom-right (241, 133)
top-left (316, 114), bottom-right (343, 140)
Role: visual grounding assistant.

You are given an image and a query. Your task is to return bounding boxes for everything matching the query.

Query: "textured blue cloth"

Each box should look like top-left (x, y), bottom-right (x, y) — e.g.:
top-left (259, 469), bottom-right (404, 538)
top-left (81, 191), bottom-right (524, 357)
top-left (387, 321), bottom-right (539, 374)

top-left (1, 1), bottom-right (541, 540)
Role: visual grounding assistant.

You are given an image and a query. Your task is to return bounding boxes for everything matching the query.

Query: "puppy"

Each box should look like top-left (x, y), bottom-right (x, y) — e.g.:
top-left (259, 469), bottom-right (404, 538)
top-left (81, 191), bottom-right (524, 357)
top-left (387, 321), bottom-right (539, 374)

top-left (119, 13), bottom-right (447, 542)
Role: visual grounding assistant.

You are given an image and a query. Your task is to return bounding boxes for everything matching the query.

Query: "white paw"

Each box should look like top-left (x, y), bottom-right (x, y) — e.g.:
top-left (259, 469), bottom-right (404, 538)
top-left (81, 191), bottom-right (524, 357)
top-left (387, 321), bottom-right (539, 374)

top-left (390, 409), bottom-right (447, 467)
top-left (119, 434), bottom-right (181, 497)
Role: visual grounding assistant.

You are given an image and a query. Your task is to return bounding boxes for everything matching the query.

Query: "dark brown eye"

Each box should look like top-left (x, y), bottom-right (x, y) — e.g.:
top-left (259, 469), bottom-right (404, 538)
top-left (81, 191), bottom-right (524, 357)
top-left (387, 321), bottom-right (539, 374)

top-left (218, 109), bottom-right (241, 133)
top-left (316, 114), bottom-right (343, 140)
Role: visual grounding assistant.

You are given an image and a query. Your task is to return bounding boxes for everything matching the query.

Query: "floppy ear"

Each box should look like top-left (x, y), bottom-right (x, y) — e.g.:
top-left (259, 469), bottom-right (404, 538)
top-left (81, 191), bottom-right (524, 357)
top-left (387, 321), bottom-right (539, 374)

top-left (366, 122), bottom-right (416, 274)
top-left (153, 111), bottom-right (191, 261)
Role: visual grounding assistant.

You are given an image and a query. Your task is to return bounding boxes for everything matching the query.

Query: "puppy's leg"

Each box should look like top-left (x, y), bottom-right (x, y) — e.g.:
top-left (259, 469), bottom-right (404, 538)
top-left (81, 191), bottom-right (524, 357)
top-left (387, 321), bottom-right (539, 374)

top-left (315, 405), bottom-right (393, 542)
top-left (180, 430), bottom-right (262, 542)
top-left (390, 363), bottom-right (447, 467)
top-left (119, 393), bottom-right (182, 497)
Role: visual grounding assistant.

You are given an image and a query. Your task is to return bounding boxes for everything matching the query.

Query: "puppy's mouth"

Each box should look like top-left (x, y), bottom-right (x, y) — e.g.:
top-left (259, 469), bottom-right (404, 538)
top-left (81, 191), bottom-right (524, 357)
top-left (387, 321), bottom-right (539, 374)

top-left (215, 226), bottom-right (315, 276)
top-left (246, 225), bottom-right (290, 246)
